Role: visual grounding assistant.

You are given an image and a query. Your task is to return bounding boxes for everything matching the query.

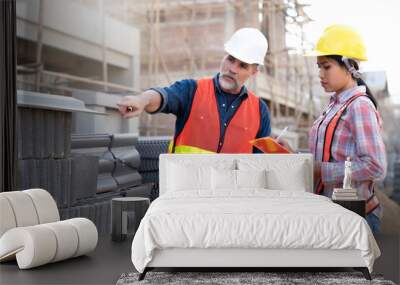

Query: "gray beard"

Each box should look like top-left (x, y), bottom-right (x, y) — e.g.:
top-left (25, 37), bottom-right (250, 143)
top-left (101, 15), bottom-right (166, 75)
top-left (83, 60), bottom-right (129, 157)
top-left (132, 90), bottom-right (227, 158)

top-left (219, 76), bottom-right (238, 92)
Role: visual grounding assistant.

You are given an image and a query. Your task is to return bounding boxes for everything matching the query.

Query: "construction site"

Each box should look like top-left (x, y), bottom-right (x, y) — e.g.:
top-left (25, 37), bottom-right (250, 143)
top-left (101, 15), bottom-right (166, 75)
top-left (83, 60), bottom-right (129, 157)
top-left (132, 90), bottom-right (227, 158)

top-left (16, 0), bottom-right (325, 145)
top-left (16, 2), bottom-right (399, 178)
top-left (1, 0), bottom-right (400, 284)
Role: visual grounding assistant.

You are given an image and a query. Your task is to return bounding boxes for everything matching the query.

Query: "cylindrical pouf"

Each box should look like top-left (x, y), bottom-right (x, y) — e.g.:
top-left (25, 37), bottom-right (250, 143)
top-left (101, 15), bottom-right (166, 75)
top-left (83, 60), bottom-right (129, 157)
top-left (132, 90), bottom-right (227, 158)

top-left (0, 226), bottom-right (57, 269)
top-left (0, 218), bottom-right (98, 269)
top-left (111, 197), bottom-right (150, 242)
top-left (0, 189), bottom-right (59, 238)
top-left (66, 218), bottom-right (98, 257)
top-left (0, 191), bottom-right (39, 227)
top-left (0, 196), bottom-right (17, 237)
top-left (42, 221), bottom-right (79, 262)
top-left (23, 188), bottom-right (60, 223)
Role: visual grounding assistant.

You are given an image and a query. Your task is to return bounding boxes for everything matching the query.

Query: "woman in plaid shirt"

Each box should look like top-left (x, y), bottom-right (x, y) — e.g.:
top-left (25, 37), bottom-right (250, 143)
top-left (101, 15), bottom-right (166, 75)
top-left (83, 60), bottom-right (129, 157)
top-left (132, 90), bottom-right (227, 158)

top-left (281, 25), bottom-right (387, 233)
top-left (308, 25), bottom-right (387, 233)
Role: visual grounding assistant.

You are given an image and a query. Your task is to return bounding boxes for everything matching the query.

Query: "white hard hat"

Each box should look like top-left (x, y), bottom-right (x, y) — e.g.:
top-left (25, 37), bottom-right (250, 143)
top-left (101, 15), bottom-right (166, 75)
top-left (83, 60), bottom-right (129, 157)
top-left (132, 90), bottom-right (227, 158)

top-left (224, 27), bottom-right (268, 65)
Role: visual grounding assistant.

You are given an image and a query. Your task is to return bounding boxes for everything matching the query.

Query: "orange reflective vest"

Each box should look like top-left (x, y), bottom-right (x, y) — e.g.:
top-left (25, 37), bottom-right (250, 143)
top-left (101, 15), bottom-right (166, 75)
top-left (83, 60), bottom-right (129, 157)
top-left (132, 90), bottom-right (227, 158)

top-left (315, 93), bottom-right (380, 214)
top-left (171, 78), bottom-right (260, 153)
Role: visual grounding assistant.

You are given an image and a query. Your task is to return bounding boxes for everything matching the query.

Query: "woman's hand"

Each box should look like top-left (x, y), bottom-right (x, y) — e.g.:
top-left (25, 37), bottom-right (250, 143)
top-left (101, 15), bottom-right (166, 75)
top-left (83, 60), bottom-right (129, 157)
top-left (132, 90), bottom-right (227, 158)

top-left (275, 137), bottom-right (295, 153)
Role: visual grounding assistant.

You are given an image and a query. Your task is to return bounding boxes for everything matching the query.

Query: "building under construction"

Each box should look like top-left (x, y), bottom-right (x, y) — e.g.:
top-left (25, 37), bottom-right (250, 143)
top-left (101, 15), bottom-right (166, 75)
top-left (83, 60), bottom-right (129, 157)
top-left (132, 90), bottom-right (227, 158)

top-left (15, 0), bottom-right (400, 196)
top-left (2, 2), bottom-right (400, 283)
top-left (16, 0), bottom-right (325, 149)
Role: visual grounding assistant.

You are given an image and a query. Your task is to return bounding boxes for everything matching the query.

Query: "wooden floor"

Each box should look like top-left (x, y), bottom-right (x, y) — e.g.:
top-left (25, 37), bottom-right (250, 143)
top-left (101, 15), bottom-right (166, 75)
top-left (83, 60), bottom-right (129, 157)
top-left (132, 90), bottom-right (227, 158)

top-left (0, 234), bottom-right (398, 285)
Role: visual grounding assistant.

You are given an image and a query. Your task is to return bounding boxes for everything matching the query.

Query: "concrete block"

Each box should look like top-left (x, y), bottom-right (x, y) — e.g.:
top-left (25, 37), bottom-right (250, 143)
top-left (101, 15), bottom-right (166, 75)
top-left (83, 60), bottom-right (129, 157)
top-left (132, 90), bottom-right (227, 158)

top-left (70, 155), bottom-right (98, 203)
top-left (113, 169), bottom-right (142, 189)
top-left (17, 158), bottom-right (71, 208)
top-left (18, 108), bottom-right (71, 159)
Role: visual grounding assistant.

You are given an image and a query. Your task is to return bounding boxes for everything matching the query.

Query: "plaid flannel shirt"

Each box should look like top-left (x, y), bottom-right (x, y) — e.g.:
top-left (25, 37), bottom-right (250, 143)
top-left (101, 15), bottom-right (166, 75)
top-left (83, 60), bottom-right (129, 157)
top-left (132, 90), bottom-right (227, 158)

top-left (309, 86), bottom-right (387, 218)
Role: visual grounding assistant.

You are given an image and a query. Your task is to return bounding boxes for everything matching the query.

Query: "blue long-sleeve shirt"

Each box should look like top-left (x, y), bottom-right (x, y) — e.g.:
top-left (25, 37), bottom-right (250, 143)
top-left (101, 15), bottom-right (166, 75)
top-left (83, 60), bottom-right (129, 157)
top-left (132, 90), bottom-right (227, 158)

top-left (151, 73), bottom-right (271, 153)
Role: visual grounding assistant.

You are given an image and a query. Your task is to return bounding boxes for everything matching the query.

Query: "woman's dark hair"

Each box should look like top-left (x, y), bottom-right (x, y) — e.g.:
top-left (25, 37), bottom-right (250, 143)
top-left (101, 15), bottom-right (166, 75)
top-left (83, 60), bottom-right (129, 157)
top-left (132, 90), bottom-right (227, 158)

top-left (326, 55), bottom-right (378, 109)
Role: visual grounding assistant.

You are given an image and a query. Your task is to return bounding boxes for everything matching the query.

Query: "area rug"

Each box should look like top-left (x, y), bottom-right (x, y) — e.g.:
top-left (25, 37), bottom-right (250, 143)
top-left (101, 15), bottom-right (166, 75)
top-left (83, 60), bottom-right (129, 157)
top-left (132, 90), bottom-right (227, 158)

top-left (116, 271), bottom-right (396, 285)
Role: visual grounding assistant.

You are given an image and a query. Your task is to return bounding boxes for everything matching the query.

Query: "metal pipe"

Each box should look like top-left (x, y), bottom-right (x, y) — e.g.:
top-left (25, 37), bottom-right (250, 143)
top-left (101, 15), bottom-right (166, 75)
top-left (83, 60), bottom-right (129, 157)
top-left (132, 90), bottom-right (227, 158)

top-left (100, 0), bottom-right (108, 92)
top-left (35, 0), bottom-right (44, 91)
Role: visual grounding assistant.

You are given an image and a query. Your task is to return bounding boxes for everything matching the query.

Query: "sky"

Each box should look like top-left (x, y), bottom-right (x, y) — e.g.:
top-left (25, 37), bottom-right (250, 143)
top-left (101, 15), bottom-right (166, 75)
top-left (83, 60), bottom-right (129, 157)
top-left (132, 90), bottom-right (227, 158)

top-left (299, 0), bottom-right (400, 97)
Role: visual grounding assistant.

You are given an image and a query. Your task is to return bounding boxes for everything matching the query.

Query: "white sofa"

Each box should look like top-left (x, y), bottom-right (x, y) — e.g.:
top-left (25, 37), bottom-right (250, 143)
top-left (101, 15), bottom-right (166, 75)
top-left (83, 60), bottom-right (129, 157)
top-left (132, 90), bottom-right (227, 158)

top-left (132, 154), bottom-right (378, 281)
top-left (0, 188), bottom-right (98, 269)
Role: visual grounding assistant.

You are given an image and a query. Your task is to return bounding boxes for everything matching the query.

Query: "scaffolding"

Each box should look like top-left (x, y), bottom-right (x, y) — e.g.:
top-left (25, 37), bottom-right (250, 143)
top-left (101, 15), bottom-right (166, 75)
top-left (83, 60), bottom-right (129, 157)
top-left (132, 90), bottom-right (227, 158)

top-left (16, 0), bottom-right (319, 144)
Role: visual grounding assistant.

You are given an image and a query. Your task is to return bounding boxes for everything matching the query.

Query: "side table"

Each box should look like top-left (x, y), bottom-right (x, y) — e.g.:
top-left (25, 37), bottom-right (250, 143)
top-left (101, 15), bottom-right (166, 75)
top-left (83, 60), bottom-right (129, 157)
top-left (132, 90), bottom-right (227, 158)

top-left (332, 199), bottom-right (366, 218)
top-left (111, 197), bottom-right (150, 241)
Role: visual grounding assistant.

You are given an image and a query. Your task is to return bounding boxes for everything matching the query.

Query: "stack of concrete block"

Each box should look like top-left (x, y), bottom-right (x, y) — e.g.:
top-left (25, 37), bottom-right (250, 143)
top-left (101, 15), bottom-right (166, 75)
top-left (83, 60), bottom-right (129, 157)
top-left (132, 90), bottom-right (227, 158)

top-left (71, 134), bottom-right (117, 196)
top-left (18, 159), bottom-right (71, 208)
top-left (110, 133), bottom-right (142, 189)
top-left (17, 107), bottom-right (72, 208)
top-left (67, 133), bottom-right (152, 234)
top-left (16, 91), bottom-right (152, 235)
top-left (17, 108), bottom-right (72, 159)
top-left (136, 137), bottom-right (171, 182)
top-left (135, 136), bottom-right (171, 199)
top-left (70, 133), bottom-right (143, 196)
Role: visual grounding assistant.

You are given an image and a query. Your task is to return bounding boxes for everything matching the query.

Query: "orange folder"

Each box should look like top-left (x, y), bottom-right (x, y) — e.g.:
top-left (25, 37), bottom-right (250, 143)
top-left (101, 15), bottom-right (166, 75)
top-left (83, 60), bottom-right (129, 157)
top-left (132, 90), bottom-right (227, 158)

top-left (250, 137), bottom-right (291, 154)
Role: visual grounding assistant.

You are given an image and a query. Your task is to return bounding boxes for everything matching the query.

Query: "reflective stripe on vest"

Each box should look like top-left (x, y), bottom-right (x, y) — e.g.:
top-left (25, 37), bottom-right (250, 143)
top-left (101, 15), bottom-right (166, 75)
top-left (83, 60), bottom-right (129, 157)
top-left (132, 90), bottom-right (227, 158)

top-left (172, 78), bottom-right (260, 153)
top-left (168, 141), bottom-right (215, 154)
top-left (315, 93), bottom-right (380, 214)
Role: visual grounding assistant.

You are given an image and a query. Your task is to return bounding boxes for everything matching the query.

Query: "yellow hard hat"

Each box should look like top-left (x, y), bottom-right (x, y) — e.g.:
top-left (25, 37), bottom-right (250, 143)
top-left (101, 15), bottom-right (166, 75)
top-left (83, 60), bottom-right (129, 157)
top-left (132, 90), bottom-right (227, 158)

top-left (308, 24), bottom-right (367, 61)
